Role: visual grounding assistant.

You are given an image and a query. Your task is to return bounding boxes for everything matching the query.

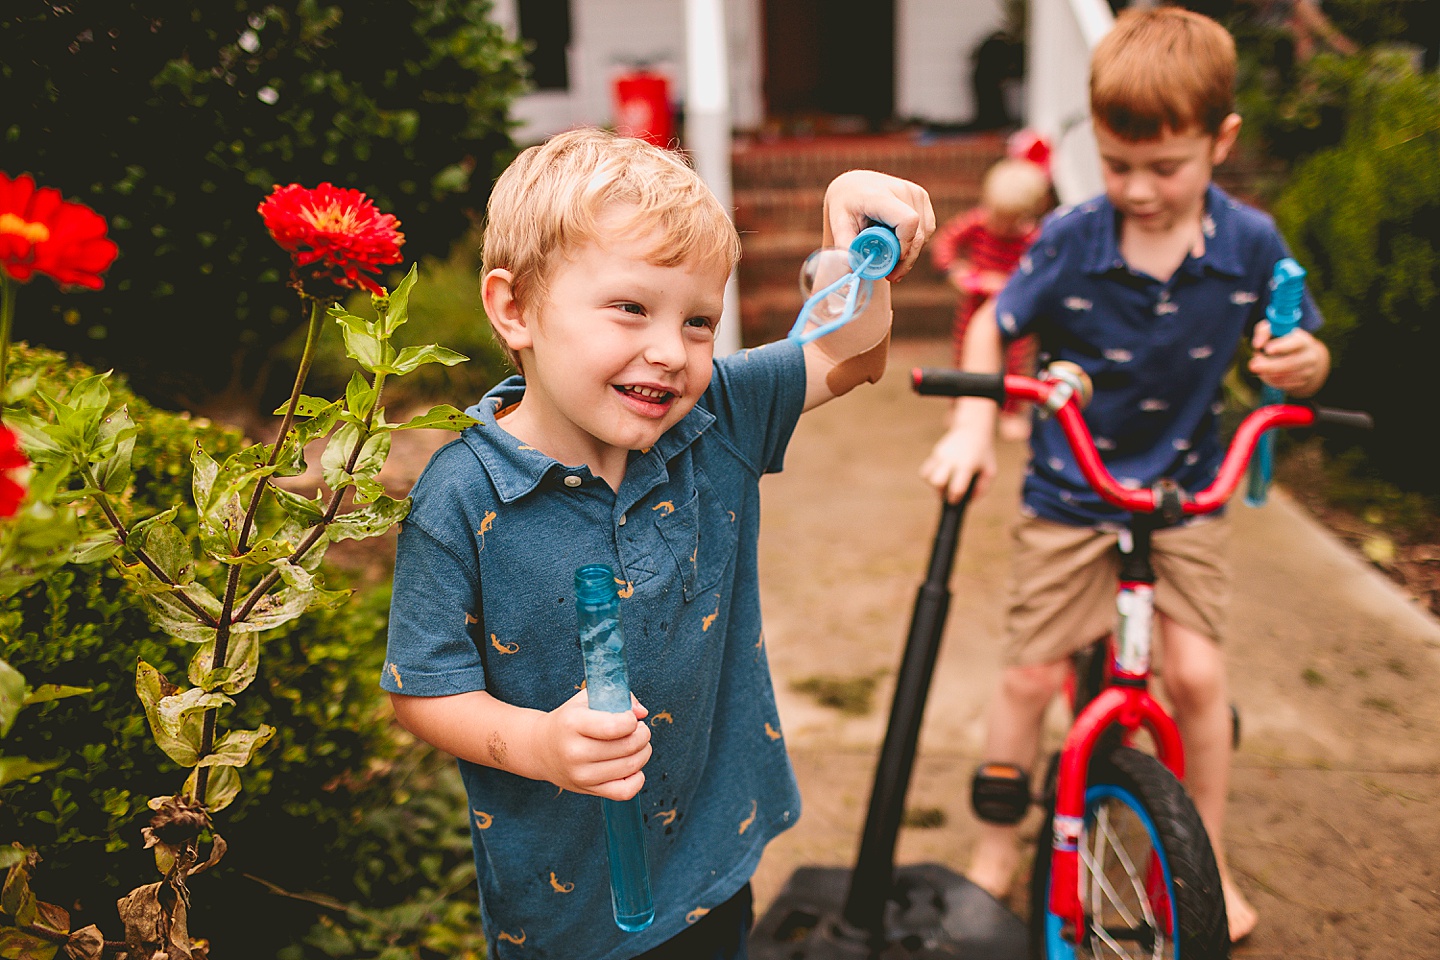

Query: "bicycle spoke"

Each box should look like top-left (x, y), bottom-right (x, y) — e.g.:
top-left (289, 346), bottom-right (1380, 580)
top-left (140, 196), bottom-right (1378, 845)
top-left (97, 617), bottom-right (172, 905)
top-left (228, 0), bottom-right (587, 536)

top-left (1078, 800), bottom-right (1167, 959)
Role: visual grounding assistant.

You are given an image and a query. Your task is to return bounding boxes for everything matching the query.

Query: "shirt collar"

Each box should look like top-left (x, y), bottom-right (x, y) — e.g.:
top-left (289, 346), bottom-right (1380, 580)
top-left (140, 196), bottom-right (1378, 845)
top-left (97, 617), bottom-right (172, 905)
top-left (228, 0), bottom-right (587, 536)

top-left (1081, 184), bottom-right (1246, 279)
top-left (459, 376), bottom-right (715, 504)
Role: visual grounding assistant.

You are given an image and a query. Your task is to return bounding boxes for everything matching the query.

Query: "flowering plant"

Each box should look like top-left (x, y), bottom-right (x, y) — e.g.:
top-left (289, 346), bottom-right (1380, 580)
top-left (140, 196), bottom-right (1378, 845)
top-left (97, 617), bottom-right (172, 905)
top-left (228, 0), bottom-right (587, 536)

top-left (1, 179), bottom-right (475, 957)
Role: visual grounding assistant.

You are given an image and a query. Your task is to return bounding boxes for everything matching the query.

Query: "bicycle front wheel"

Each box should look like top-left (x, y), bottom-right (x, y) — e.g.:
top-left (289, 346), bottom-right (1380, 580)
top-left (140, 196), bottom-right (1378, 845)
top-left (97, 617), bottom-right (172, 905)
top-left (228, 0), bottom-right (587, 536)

top-left (1029, 746), bottom-right (1228, 960)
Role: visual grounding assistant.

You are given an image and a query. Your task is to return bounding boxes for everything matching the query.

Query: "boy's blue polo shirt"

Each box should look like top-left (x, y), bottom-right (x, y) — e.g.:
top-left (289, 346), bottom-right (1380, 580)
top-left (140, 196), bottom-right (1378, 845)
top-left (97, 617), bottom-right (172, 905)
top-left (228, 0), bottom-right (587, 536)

top-left (382, 340), bottom-right (807, 960)
top-left (996, 184), bottom-right (1322, 526)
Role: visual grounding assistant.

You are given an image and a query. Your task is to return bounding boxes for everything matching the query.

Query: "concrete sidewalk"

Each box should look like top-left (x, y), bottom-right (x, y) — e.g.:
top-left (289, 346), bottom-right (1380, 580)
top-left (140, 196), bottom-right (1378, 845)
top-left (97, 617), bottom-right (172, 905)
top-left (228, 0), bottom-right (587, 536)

top-left (753, 338), bottom-right (1440, 958)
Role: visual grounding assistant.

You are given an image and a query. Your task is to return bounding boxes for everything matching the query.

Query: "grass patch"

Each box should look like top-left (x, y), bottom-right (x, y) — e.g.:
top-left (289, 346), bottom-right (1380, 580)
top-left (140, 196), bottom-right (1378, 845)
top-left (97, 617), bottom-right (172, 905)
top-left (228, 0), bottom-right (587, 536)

top-left (1301, 667), bottom-right (1325, 687)
top-left (1362, 695), bottom-right (1399, 714)
top-left (791, 673), bottom-right (881, 716)
top-left (902, 807), bottom-right (947, 829)
top-left (1386, 658), bottom-right (1412, 678)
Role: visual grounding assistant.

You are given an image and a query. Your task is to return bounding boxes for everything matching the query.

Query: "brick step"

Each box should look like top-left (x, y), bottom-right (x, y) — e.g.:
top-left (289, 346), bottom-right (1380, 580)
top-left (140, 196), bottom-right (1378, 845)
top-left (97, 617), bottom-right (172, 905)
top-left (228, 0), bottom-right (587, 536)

top-left (732, 133), bottom-right (1008, 190)
top-left (735, 182), bottom-right (985, 235)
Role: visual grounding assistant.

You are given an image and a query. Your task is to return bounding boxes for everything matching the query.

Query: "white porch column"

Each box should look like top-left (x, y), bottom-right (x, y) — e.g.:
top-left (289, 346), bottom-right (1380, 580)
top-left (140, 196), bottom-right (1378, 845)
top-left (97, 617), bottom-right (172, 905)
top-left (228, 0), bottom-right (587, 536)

top-left (685, 0), bottom-right (742, 356)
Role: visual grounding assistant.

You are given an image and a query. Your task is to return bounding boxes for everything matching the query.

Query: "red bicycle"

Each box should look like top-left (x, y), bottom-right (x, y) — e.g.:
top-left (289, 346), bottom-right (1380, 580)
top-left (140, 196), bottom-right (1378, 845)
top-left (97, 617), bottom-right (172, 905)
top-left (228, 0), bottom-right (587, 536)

top-left (912, 362), bottom-right (1370, 960)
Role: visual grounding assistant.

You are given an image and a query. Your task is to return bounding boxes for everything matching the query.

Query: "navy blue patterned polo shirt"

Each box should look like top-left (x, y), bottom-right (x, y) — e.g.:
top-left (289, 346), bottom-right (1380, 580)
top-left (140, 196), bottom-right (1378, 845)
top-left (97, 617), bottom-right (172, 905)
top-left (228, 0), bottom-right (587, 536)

top-left (381, 340), bottom-right (807, 960)
top-left (995, 184), bottom-right (1322, 526)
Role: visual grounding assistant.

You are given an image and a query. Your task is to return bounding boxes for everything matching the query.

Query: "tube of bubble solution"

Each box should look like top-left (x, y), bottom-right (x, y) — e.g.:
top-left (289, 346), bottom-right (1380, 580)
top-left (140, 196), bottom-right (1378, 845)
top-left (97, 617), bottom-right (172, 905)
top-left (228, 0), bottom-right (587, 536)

top-left (1245, 258), bottom-right (1306, 508)
top-left (574, 564), bottom-right (655, 933)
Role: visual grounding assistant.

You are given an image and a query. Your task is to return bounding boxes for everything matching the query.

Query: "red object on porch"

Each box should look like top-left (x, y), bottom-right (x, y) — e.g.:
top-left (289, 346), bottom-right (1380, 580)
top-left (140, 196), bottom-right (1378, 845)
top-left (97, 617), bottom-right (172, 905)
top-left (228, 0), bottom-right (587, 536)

top-left (612, 71), bottom-right (673, 148)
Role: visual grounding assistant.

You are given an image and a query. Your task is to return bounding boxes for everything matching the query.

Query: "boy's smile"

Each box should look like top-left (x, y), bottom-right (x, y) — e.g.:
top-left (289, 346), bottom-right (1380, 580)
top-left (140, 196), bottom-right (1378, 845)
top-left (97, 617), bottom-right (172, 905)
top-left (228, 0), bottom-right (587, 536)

top-left (488, 213), bottom-right (729, 489)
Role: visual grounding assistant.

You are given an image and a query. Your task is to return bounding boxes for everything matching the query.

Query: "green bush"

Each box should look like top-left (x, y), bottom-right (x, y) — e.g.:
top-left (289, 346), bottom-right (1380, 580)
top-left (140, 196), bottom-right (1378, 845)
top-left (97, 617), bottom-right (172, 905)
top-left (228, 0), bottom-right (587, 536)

top-left (0, 344), bottom-right (476, 954)
top-left (1, 0), bottom-right (525, 411)
top-left (1272, 52), bottom-right (1440, 496)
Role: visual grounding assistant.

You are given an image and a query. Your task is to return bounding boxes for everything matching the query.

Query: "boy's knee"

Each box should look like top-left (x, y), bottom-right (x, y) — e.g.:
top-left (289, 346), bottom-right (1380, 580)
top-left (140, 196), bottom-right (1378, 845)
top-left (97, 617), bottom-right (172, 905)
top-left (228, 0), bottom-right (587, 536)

top-left (999, 659), bottom-right (1069, 707)
top-left (1163, 648), bottom-right (1225, 713)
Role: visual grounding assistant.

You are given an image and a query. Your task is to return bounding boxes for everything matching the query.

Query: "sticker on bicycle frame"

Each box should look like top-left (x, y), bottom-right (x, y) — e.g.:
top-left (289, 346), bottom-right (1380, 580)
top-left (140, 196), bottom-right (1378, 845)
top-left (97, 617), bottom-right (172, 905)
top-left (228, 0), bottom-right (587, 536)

top-left (1114, 585), bottom-right (1155, 677)
top-left (1052, 814), bottom-right (1084, 853)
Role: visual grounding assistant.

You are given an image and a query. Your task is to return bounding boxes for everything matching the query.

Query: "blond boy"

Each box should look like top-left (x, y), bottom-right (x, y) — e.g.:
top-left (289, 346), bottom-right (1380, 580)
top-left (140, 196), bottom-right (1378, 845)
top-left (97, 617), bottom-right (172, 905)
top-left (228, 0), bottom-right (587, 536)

top-left (921, 9), bottom-right (1330, 943)
top-left (383, 128), bottom-right (933, 960)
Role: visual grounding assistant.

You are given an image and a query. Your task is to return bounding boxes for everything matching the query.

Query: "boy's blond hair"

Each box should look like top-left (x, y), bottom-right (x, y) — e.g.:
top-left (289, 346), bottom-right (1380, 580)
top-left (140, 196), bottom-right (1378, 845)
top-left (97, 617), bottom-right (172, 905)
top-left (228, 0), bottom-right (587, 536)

top-left (1090, 7), bottom-right (1236, 140)
top-left (981, 158), bottom-right (1051, 221)
top-left (482, 127), bottom-right (742, 371)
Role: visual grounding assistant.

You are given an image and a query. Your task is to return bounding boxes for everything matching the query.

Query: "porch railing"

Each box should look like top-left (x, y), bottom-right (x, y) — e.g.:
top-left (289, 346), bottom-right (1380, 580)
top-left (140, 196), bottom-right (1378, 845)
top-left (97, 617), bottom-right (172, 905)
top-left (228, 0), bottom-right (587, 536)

top-left (1026, 0), bottom-right (1115, 205)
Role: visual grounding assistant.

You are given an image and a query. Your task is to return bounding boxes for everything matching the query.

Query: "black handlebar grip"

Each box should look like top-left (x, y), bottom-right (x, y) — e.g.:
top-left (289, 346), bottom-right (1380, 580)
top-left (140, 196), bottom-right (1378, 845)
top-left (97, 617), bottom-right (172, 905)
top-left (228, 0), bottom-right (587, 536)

top-left (1312, 406), bottom-right (1374, 430)
top-left (911, 368), bottom-right (1007, 403)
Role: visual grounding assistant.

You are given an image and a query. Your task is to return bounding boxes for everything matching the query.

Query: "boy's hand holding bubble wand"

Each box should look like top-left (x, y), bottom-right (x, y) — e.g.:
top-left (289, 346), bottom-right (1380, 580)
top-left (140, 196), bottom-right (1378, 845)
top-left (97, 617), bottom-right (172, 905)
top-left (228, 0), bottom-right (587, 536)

top-left (1245, 258), bottom-right (1306, 507)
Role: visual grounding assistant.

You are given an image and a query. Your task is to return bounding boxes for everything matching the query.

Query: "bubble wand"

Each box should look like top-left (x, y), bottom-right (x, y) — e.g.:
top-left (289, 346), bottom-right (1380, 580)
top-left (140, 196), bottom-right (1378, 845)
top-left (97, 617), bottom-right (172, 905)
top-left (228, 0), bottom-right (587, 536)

top-left (575, 563), bottom-right (655, 933)
top-left (788, 225), bottom-right (901, 344)
top-left (1245, 258), bottom-right (1306, 508)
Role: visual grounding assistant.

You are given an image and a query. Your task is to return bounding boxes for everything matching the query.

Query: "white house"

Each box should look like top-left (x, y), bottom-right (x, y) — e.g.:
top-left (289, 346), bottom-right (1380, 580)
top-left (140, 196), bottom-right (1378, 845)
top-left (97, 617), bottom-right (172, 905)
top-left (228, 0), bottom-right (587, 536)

top-left (486, 0), bottom-right (1015, 142)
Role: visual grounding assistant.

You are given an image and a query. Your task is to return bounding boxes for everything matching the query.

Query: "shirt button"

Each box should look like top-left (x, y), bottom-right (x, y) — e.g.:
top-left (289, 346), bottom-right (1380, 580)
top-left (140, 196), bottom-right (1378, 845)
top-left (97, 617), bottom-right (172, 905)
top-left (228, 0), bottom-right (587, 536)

top-left (563, 475), bottom-right (581, 488)
top-left (618, 514), bottom-right (627, 526)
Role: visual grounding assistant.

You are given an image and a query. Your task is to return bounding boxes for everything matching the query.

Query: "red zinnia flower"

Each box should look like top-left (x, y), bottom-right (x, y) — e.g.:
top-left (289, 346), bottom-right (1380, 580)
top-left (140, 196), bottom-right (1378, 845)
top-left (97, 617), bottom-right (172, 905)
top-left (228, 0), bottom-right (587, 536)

top-left (0, 425), bottom-right (29, 519)
top-left (0, 172), bottom-right (119, 290)
top-left (258, 183), bottom-right (404, 297)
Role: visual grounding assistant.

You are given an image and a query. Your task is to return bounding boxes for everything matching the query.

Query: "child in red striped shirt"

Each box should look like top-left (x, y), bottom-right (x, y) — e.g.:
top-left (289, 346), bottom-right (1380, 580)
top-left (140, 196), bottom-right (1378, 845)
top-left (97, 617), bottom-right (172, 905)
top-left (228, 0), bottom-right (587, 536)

top-left (932, 157), bottom-right (1051, 441)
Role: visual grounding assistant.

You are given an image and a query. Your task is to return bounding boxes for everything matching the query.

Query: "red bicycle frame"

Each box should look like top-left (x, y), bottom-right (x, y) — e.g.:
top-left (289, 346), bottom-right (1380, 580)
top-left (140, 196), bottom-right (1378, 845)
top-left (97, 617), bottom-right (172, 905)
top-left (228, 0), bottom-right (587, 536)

top-left (913, 364), bottom-right (1323, 942)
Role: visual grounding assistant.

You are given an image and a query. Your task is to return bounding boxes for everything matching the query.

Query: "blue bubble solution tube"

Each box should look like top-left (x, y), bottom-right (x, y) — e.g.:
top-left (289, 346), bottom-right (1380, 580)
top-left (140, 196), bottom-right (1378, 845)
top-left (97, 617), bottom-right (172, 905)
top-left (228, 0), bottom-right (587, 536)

top-left (1245, 258), bottom-right (1306, 508)
top-left (574, 564), bottom-right (655, 933)
top-left (787, 225), bottom-right (902, 344)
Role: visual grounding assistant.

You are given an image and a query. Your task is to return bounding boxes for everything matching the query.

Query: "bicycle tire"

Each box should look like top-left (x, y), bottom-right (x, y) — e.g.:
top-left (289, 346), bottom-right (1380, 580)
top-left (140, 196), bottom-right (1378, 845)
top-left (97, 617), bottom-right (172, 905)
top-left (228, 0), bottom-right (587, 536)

top-left (1028, 746), bottom-right (1228, 960)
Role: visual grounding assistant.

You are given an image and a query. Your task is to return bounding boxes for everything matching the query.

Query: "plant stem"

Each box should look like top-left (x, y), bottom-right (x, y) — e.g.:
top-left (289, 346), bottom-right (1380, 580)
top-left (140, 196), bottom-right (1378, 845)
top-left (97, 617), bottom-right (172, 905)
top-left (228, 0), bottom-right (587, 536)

top-left (83, 465), bottom-right (219, 627)
top-left (233, 359), bottom-right (389, 623)
top-left (195, 296), bottom-right (324, 805)
top-left (1, 274), bottom-right (16, 409)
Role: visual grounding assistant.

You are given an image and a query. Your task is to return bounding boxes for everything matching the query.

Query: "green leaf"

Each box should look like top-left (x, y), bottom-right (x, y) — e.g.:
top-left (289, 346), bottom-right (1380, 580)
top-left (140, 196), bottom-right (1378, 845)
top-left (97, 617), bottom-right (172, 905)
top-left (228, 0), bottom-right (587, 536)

top-left (327, 496), bottom-right (410, 542)
top-left (3, 410), bottom-right (64, 462)
top-left (216, 537), bottom-right (291, 568)
top-left (380, 262), bottom-right (419, 335)
top-left (22, 685), bottom-right (91, 707)
top-left (184, 764), bottom-right (241, 812)
top-left (0, 848), bottom-right (24, 871)
top-left (345, 371), bottom-right (377, 422)
top-left (69, 530), bottom-right (124, 565)
top-left (270, 486), bottom-right (326, 527)
top-left (191, 443), bottom-right (219, 513)
top-left (0, 846), bottom-right (38, 926)
top-left (381, 404), bottom-right (478, 433)
top-left (352, 476), bottom-right (387, 505)
top-left (320, 424), bottom-right (390, 494)
top-left (94, 403), bottom-right (138, 496)
top-left (189, 632), bottom-right (259, 696)
top-left (198, 725), bottom-right (276, 769)
top-left (135, 581), bottom-right (221, 645)
top-left (380, 343), bottom-right (468, 377)
top-left (333, 309), bottom-right (388, 372)
top-left (272, 394), bottom-right (339, 419)
top-left (0, 756), bottom-right (62, 789)
top-left (136, 661), bottom-right (232, 767)
top-left (0, 659), bottom-right (26, 738)
top-left (127, 506), bottom-right (196, 584)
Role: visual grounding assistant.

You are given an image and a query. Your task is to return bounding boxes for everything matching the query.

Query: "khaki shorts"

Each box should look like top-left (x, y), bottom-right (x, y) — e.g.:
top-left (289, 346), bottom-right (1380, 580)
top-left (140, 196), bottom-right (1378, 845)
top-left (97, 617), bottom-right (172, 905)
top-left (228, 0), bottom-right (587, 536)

top-left (1004, 513), bottom-right (1232, 666)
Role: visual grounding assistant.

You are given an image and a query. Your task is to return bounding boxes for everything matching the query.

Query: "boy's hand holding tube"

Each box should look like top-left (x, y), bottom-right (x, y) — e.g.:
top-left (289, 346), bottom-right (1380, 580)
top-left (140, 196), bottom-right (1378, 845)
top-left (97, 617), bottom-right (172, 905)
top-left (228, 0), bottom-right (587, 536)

top-left (536, 689), bottom-right (652, 801)
top-left (1248, 322), bottom-right (1330, 397)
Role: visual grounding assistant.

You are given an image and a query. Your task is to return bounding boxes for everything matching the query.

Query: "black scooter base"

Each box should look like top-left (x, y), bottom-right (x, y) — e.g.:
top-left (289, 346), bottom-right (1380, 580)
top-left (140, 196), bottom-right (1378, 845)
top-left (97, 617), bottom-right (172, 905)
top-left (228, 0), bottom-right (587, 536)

top-left (749, 863), bottom-right (1028, 959)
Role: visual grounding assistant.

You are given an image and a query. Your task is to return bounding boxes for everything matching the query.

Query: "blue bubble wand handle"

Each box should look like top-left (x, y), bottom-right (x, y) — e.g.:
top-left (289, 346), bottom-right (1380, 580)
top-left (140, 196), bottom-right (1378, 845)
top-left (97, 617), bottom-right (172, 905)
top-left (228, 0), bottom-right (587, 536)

top-left (574, 564), bottom-right (655, 933)
top-left (1245, 258), bottom-right (1306, 507)
top-left (788, 225), bottom-right (901, 345)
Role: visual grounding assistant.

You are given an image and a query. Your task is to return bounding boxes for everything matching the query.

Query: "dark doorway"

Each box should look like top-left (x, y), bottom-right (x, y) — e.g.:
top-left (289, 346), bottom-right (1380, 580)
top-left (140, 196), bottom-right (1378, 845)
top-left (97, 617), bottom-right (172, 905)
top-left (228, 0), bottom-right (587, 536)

top-left (762, 0), bottom-right (895, 129)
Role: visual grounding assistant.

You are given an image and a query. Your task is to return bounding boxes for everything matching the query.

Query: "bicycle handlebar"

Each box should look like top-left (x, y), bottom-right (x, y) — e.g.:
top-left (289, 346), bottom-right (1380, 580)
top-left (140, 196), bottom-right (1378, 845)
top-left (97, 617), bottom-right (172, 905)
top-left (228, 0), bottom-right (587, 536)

top-left (911, 366), bottom-right (1373, 519)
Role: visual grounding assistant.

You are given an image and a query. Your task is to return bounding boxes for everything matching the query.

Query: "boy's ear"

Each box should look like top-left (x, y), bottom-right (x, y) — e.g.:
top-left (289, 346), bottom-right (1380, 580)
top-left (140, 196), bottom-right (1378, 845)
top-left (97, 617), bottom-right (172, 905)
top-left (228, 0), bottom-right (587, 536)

top-left (1212, 113), bottom-right (1242, 165)
top-left (481, 268), bottom-right (532, 352)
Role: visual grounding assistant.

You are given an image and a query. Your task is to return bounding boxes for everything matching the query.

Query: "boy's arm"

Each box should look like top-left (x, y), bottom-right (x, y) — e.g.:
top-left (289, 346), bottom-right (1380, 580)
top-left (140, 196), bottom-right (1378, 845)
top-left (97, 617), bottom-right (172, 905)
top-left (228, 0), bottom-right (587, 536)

top-left (1249, 323), bottom-right (1331, 398)
top-left (389, 687), bottom-right (652, 802)
top-left (801, 170), bottom-right (936, 411)
top-left (918, 298), bottom-right (1004, 503)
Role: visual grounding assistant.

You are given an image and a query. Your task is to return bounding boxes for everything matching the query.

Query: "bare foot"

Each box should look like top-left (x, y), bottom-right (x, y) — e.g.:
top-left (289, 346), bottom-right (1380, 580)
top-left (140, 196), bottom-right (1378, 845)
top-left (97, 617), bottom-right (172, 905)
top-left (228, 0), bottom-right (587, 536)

top-left (1223, 876), bottom-right (1258, 942)
top-left (998, 413), bottom-right (1031, 443)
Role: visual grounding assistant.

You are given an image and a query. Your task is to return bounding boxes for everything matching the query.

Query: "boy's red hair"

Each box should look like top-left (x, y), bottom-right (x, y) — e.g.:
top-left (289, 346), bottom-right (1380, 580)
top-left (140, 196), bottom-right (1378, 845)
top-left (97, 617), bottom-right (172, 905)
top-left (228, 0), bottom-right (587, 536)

top-left (1090, 7), bottom-right (1236, 140)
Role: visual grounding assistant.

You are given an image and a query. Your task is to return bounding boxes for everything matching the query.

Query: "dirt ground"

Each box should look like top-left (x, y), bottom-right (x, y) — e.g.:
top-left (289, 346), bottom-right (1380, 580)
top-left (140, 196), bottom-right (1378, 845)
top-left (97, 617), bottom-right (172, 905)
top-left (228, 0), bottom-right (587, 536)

top-left (750, 339), bottom-right (1440, 959)
top-left (370, 337), bottom-right (1440, 958)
